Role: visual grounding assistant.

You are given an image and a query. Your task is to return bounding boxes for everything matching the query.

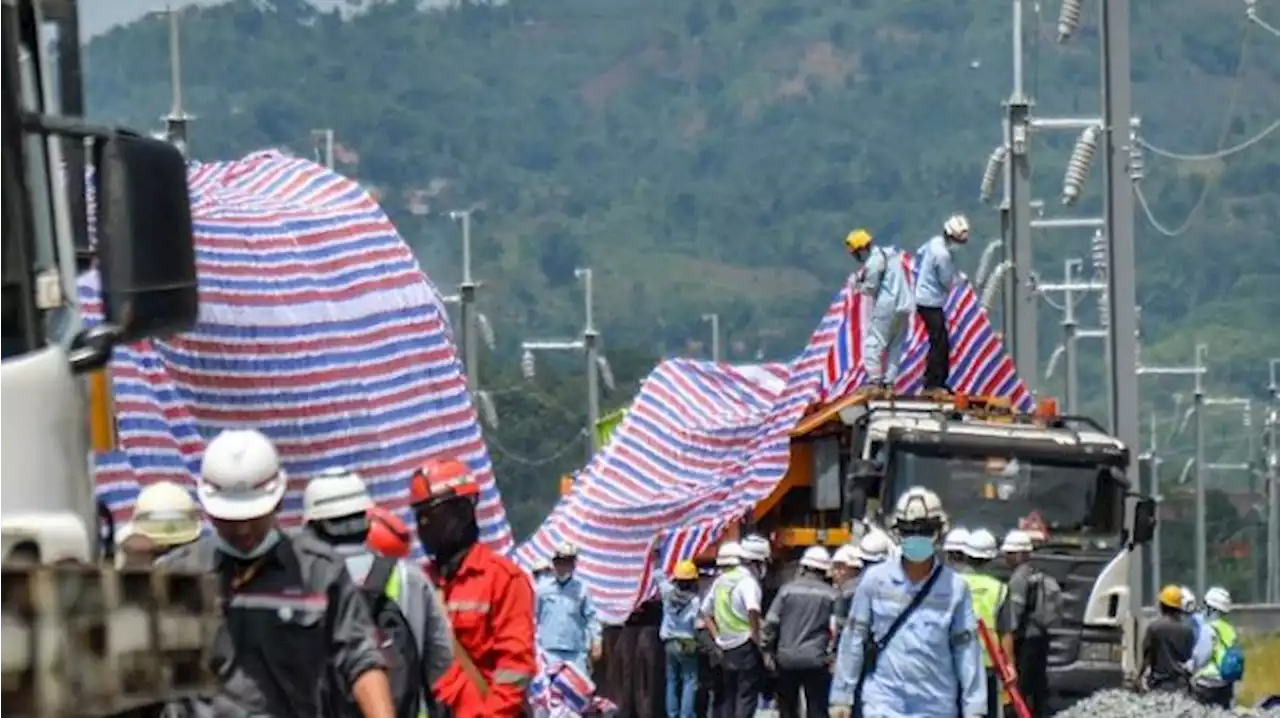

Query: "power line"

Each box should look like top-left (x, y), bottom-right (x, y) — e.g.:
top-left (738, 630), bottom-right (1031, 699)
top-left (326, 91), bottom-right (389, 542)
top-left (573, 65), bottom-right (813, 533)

top-left (1133, 23), bottom-right (1256, 236)
top-left (486, 429), bottom-right (585, 467)
top-left (1136, 118), bottom-right (1280, 161)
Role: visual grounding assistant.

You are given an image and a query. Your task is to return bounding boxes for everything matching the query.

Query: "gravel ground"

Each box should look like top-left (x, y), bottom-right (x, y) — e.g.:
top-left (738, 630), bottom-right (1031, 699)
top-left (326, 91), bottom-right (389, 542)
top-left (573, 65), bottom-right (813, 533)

top-left (1053, 690), bottom-right (1280, 718)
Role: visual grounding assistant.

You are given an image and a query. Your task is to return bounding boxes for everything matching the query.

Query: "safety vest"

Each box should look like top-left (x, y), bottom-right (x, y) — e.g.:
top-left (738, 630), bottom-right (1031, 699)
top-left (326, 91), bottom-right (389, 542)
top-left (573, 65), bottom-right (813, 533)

top-left (713, 568), bottom-right (750, 635)
top-left (961, 572), bottom-right (1007, 668)
top-left (1195, 617), bottom-right (1238, 679)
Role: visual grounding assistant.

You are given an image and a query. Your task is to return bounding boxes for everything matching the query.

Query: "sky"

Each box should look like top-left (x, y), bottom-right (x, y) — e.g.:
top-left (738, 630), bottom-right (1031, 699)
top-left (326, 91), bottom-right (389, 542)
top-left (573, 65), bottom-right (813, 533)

top-left (79, 0), bottom-right (230, 39)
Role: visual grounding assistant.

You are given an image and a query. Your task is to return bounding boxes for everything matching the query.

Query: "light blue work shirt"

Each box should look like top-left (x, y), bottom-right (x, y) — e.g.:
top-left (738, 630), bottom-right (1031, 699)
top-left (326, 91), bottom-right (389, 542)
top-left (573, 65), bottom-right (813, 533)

top-left (913, 236), bottom-right (960, 309)
top-left (1188, 611), bottom-right (1214, 672)
top-left (830, 558), bottom-right (986, 717)
top-left (859, 247), bottom-right (915, 316)
top-left (536, 574), bottom-right (602, 655)
top-left (657, 576), bottom-right (700, 641)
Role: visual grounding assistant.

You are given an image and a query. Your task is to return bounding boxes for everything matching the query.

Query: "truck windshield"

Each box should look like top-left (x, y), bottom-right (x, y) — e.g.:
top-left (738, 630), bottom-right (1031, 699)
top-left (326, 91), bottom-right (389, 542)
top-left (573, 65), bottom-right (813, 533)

top-left (889, 449), bottom-right (1122, 543)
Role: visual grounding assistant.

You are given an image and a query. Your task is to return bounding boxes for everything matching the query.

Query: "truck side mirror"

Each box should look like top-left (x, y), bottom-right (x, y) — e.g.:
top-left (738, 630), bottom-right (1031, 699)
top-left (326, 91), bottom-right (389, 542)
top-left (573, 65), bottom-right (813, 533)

top-left (1130, 497), bottom-right (1157, 546)
top-left (94, 133), bottom-right (198, 344)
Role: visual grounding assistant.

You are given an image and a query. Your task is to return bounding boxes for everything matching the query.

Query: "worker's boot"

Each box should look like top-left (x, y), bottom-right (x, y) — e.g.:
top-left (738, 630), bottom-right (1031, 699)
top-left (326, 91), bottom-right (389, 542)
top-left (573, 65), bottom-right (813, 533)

top-left (871, 381), bottom-right (895, 399)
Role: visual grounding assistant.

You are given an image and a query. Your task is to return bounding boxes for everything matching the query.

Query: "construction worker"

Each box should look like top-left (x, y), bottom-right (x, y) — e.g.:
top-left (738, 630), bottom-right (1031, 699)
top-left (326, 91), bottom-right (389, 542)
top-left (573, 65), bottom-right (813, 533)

top-left (702, 535), bottom-right (770, 718)
top-left (1191, 586), bottom-right (1243, 708)
top-left (697, 542), bottom-right (743, 718)
top-left (409, 457), bottom-right (537, 718)
top-left (303, 468), bottom-right (454, 717)
top-left (857, 528), bottom-right (894, 567)
top-left (530, 556), bottom-right (553, 585)
top-left (958, 529), bottom-right (1008, 717)
top-left (162, 429), bottom-right (396, 717)
top-left (943, 526), bottom-right (971, 568)
top-left (118, 480), bottom-right (203, 566)
top-left (535, 541), bottom-right (602, 674)
top-left (914, 214), bottom-right (970, 395)
top-left (659, 560), bottom-right (702, 718)
top-left (845, 228), bottom-right (914, 390)
top-left (829, 487), bottom-right (985, 718)
top-left (1141, 585), bottom-right (1197, 694)
top-left (1181, 586), bottom-right (1214, 676)
top-left (830, 545), bottom-right (863, 637)
top-left (763, 546), bottom-right (838, 718)
top-left (997, 529), bottom-right (1048, 717)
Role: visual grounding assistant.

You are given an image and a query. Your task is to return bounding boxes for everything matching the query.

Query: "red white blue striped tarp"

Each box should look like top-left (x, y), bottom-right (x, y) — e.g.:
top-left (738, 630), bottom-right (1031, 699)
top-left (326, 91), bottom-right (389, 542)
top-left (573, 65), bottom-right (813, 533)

top-left (516, 246), bottom-right (1031, 624)
top-left (79, 150), bottom-right (511, 552)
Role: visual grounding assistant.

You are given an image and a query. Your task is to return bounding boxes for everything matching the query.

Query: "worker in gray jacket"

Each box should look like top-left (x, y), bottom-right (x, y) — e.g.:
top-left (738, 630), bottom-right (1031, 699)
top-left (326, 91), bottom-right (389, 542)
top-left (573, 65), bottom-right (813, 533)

top-left (161, 429), bottom-right (395, 717)
top-left (762, 546), bottom-right (839, 718)
top-left (302, 467), bottom-right (455, 714)
top-left (829, 545), bottom-right (863, 637)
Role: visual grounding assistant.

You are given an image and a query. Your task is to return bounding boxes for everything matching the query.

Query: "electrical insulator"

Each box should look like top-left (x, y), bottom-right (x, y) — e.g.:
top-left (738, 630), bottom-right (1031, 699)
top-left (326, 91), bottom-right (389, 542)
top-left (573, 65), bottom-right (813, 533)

top-left (1057, 0), bottom-right (1084, 43)
top-left (979, 145), bottom-right (1009, 203)
top-left (1090, 229), bottom-right (1108, 276)
top-left (1243, 407), bottom-right (1252, 429)
top-left (521, 349), bottom-right (536, 380)
top-left (478, 312), bottom-right (496, 350)
top-left (597, 355), bottom-right (616, 392)
top-left (1062, 126), bottom-right (1099, 206)
top-left (477, 390), bottom-right (499, 429)
top-left (1097, 291), bottom-right (1110, 329)
top-left (1129, 138), bottom-right (1145, 182)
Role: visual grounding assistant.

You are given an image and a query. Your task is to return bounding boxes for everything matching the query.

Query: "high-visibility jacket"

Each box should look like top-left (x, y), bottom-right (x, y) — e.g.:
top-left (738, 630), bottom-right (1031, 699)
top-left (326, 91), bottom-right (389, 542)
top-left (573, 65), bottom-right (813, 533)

top-left (960, 572), bottom-right (1006, 668)
top-left (1194, 617), bottom-right (1238, 682)
top-left (429, 543), bottom-right (537, 718)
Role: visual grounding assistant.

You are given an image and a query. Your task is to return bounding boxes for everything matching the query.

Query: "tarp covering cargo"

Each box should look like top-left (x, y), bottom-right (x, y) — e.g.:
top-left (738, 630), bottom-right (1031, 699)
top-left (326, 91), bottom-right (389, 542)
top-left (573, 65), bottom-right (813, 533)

top-left (517, 247), bottom-right (1032, 624)
top-left (81, 151), bottom-right (512, 551)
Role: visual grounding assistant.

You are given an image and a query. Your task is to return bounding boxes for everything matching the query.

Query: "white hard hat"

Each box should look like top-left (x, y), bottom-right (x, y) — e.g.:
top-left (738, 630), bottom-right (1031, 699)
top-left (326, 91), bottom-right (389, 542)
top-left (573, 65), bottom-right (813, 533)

top-left (962, 529), bottom-right (999, 560)
top-left (198, 429), bottom-right (287, 521)
top-left (943, 214), bottom-right (970, 238)
top-left (131, 481), bottom-right (202, 546)
top-left (1180, 586), bottom-right (1197, 613)
top-left (1001, 529), bottom-right (1034, 553)
top-left (553, 541), bottom-right (579, 559)
top-left (943, 527), bottom-right (971, 553)
top-left (1204, 586), bottom-right (1232, 614)
top-left (302, 468), bottom-right (372, 523)
top-left (740, 534), bottom-right (772, 563)
top-left (832, 544), bottom-right (862, 568)
top-left (532, 557), bottom-right (552, 573)
top-left (716, 541), bottom-right (743, 567)
top-left (892, 487), bottom-right (947, 528)
top-left (858, 529), bottom-right (893, 563)
top-left (799, 546), bottom-right (831, 573)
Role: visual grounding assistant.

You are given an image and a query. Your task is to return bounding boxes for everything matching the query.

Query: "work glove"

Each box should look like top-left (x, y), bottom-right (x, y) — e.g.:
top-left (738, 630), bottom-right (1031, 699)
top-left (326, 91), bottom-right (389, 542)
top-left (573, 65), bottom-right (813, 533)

top-left (589, 640), bottom-right (603, 663)
top-left (829, 706), bottom-right (853, 718)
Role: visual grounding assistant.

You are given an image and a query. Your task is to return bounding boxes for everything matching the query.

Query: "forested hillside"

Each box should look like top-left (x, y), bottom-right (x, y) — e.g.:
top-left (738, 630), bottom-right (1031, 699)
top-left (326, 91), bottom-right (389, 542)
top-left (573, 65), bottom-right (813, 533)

top-left (82, 0), bottom-right (1280, 592)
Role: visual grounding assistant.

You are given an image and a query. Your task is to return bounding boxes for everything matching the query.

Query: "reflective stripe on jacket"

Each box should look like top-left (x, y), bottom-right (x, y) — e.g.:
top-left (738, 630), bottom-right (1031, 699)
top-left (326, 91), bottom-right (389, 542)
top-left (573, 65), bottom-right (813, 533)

top-left (1194, 617), bottom-right (1238, 682)
top-left (713, 567), bottom-right (750, 635)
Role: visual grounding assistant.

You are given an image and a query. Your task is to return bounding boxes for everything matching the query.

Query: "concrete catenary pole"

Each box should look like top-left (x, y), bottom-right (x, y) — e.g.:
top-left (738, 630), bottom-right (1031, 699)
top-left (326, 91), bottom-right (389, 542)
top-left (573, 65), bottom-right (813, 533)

top-left (313, 129), bottom-right (336, 170)
top-left (1036, 258), bottom-right (1106, 414)
top-left (703, 313), bottom-right (722, 362)
top-left (1268, 358), bottom-right (1280, 602)
top-left (1148, 410), bottom-right (1163, 595)
top-left (450, 209), bottom-right (480, 392)
top-left (1006, 0), bottom-right (1037, 393)
top-left (160, 5), bottom-right (192, 154)
top-left (1192, 344), bottom-right (1207, 598)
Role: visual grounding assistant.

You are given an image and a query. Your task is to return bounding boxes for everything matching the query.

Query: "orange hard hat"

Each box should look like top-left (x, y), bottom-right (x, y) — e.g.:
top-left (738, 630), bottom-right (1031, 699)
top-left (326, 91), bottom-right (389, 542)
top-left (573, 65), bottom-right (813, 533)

top-left (367, 506), bottom-right (412, 558)
top-left (408, 457), bottom-right (478, 507)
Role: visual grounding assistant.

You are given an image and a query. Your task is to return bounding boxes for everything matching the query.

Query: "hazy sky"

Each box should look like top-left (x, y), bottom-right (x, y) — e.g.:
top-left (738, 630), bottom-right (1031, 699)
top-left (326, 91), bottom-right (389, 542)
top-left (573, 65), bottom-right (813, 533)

top-left (79, 0), bottom-right (230, 39)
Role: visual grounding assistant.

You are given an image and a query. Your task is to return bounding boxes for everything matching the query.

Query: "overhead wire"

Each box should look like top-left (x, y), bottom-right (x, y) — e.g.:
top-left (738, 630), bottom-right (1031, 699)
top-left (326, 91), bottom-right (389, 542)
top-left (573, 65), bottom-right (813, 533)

top-left (1137, 118), bottom-right (1280, 161)
top-left (486, 428), bottom-right (585, 467)
top-left (1133, 23), bottom-right (1256, 237)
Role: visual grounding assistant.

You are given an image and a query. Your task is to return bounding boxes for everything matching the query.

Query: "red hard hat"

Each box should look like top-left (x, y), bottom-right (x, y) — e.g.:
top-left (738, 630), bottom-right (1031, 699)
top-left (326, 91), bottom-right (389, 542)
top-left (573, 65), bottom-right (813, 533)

top-left (408, 457), bottom-right (478, 507)
top-left (367, 506), bottom-right (411, 558)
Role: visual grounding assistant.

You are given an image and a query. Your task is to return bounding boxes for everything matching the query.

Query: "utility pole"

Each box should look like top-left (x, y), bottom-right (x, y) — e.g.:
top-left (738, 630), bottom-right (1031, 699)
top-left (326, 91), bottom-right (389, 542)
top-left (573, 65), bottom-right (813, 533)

top-left (703, 313), bottom-right (722, 362)
top-left (312, 128), bottom-right (336, 170)
top-left (449, 209), bottom-right (480, 392)
top-left (1036, 258), bottom-right (1105, 413)
top-left (1005, 0), bottom-right (1036, 393)
top-left (521, 268), bottom-right (612, 463)
top-left (1146, 410), bottom-right (1164, 596)
top-left (1268, 358), bottom-right (1279, 602)
top-left (157, 5), bottom-right (192, 154)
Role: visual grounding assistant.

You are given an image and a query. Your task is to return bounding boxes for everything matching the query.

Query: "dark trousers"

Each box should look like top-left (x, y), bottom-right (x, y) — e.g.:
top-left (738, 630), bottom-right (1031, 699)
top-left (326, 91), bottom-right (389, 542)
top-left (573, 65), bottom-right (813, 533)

top-left (1193, 683), bottom-right (1233, 708)
top-left (918, 306), bottom-right (950, 391)
top-left (776, 667), bottom-right (830, 718)
top-left (1014, 637), bottom-right (1051, 718)
top-left (695, 650), bottom-right (720, 718)
top-left (986, 668), bottom-right (1001, 717)
top-left (714, 643), bottom-right (763, 718)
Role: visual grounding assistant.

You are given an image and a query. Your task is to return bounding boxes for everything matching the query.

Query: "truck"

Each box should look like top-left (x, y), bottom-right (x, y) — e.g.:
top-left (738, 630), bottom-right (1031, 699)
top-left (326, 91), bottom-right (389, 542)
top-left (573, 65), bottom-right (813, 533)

top-left (754, 390), bottom-right (1156, 707)
top-left (2, 0), bottom-right (219, 712)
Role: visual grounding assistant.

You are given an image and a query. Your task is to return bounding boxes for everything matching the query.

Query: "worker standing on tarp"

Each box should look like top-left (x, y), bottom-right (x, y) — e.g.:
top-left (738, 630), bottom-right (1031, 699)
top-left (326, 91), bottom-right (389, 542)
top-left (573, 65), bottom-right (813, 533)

top-left (845, 228), bottom-right (914, 391)
top-left (161, 429), bottom-right (396, 718)
top-left (914, 215), bottom-right (970, 396)
top-left (410, 457), bottom-right (537, 718)
top-left (535, 542), bottom-right (603, 674)
top-left (829, 487), bottom-right (985, 718)
top-left (703, 535), bottom-right (771, 718)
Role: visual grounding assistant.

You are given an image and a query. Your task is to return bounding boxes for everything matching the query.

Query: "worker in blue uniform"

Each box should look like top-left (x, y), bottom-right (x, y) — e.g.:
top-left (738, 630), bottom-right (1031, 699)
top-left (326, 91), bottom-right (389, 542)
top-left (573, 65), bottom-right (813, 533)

top-left (845, 228), bottom-right (914, 391)
top-left (535, 542), bottom-right (602, 674)
top-left (829, 487), bottom-right (986, 718)
top-left (913, 215), bottom-right (970, 395)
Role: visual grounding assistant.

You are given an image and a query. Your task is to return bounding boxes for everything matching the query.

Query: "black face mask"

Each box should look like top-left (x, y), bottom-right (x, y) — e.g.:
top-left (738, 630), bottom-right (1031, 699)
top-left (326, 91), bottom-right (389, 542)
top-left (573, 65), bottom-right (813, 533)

top-left (415, 497), bottom-right (478, 565)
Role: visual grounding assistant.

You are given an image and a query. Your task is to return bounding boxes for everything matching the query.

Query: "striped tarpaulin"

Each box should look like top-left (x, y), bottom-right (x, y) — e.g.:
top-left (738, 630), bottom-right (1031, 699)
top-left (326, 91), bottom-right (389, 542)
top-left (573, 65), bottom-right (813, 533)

top-left (79, 150), bottom-right (511, 552)
top-left (516, 249), bottom-right (1031, 624)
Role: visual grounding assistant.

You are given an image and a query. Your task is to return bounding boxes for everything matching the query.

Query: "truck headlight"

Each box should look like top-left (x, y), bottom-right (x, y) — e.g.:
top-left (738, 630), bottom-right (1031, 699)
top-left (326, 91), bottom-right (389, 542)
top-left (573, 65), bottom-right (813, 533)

top-left (1077, 641), bottom-right (1123, 663)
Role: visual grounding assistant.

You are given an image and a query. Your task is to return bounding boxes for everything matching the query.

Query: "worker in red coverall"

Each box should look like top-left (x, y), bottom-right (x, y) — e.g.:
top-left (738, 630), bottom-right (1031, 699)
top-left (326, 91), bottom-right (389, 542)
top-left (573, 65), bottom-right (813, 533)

top-left (409, 457), bottom-right (537, 718)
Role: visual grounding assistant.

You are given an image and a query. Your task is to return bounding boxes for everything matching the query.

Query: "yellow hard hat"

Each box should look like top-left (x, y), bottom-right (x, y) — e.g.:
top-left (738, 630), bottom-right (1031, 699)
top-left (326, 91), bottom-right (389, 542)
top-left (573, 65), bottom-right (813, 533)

top-left (1158, 584), bottom-right (1183, 609)
top-left (844, 229), bottom-right (873, 253)
top-left (673, 560), bottom-right (699, 581)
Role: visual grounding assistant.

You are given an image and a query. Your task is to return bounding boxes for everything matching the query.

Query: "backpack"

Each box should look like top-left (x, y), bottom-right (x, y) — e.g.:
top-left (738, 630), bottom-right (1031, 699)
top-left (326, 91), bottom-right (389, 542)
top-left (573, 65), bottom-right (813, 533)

top-left (1024, 570), bottom-right (1064, 632)
top-left (1213, 625), bottom-right (1245, 683)
top-left (361, 557), bottom-right (425, 718)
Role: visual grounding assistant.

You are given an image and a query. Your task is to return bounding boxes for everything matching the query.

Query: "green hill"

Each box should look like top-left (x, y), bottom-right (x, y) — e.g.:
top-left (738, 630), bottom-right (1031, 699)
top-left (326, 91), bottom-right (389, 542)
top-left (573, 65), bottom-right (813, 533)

top-left (83, 0), bottom-right (1280, 547)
